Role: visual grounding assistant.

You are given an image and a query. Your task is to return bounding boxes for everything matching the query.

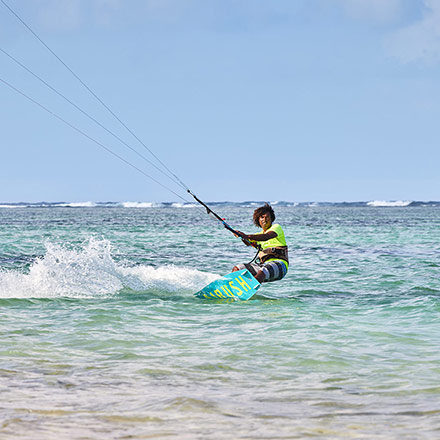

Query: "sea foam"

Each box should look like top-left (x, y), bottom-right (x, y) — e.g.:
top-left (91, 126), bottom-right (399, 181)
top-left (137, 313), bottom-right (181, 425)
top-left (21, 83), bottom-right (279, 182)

top-left (121, 202), bottom-right (164, 208)
top-left (56, 201), bottom-right (97, 208)
top-left (0, 238), bottom-right (217, 299)
top-left (367, 200), bottom-right (412, 207)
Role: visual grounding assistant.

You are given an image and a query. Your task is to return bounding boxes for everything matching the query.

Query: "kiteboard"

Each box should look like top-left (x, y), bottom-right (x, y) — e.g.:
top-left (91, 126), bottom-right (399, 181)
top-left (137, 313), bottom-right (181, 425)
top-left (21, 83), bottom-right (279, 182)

top-left (194, 269), bottom-right (260, 300)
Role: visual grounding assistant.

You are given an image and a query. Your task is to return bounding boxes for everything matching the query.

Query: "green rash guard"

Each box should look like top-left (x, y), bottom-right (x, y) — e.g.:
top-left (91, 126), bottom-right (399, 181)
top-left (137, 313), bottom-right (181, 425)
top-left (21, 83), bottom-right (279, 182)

top-left (254, 224), bottom-right (288, 269)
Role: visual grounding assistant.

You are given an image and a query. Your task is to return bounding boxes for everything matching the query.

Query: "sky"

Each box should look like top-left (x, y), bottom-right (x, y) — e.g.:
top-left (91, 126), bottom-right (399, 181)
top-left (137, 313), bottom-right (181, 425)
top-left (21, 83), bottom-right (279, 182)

top-left (1, 0), bottom-right (439, 203)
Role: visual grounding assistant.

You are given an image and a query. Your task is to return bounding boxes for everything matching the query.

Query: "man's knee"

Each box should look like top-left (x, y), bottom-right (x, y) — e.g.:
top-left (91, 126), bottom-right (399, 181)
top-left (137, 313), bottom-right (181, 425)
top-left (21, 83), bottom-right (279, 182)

top-left (255, 270), bottom-right (266, 283)
top-left (233, 263), bottom-right (246, 272)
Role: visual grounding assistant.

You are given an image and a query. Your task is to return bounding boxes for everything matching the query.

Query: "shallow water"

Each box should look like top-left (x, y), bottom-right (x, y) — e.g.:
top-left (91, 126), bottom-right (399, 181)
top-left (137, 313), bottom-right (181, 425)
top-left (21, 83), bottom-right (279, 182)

top-left (1, 206), bottom-right (439, 439)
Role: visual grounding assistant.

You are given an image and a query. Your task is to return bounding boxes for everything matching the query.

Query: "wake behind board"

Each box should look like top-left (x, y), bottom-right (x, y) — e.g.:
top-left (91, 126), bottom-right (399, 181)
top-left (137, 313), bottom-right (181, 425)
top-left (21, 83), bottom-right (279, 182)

top-left (195, 269), bottom-right (260, 300)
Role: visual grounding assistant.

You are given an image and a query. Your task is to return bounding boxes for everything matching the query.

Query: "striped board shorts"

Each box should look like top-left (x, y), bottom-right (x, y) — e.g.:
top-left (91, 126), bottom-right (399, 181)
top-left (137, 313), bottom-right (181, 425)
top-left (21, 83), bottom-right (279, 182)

top-left (235, 260), bottom-right (288, 283)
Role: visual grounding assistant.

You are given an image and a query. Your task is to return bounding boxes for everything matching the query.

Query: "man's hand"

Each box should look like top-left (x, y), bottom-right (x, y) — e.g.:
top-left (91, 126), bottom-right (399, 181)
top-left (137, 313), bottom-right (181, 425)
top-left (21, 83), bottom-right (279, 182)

top-left (234, 230), bottom-right (247, 239)
top-left (234, 231), bottom-right (253, 246)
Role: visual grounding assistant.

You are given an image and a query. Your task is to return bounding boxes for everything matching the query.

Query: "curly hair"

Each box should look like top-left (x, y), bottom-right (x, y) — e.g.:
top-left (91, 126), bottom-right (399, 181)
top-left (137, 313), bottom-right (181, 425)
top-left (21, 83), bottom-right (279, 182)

top-left (253, 203), bottom-right (276, 227)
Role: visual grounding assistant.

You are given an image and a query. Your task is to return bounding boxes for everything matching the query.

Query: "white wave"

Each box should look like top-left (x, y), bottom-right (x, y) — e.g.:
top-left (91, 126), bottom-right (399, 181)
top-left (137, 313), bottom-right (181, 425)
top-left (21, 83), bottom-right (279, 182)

top-left (367, 200), bottom-right (412, 207)
top-left (0, 238), bottom-right (218, 299)
top-left (121, 201), bottom-right (164, 208)
top-left (171, 203), bottom-right (197, 208)
top-left (0, 204), bottom-right (21, 208)
top-left (56, 201), bottom-right (97, 208)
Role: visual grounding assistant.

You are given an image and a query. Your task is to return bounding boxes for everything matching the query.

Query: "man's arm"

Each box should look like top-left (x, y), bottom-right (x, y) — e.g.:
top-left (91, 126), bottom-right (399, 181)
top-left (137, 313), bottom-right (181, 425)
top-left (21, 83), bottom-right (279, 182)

top-left (236, 231), bottom-right (277, 242)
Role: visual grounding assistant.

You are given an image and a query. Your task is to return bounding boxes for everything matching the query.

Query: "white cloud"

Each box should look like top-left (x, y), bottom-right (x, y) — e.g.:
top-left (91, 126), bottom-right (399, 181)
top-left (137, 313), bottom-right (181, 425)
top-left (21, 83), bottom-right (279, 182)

top-left (93, 0), bottom-right (122, 25)
top-left (36, 0), bottom-right (83, 31)
top-left (338, 0), bottom-right (403, 23)
top-left (32, 0), bottom-right (193, 30)
top-left (385, 0), bottom-right (440, 63)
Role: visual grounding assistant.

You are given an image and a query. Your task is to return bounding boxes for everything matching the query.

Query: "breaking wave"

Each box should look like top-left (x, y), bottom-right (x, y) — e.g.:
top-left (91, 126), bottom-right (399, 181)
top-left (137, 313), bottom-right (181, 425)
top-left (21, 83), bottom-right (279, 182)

top-left (1, 200), bottom-right (439, 209)
top-left (367, 200), bottom-right (412, 207)
top-left (121, 201), bottom-right (164, 208)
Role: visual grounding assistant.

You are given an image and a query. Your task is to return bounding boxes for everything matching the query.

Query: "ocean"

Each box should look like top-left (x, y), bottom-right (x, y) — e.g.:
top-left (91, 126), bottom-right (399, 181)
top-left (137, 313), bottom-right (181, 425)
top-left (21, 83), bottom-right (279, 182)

top-left (0, 203), bottom-right (439, 439)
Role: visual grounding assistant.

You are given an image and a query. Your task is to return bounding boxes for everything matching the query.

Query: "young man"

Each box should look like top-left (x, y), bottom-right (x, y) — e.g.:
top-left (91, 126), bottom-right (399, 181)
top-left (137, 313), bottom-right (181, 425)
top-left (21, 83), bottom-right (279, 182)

top-left (232, 203), bottom-right (288, 284)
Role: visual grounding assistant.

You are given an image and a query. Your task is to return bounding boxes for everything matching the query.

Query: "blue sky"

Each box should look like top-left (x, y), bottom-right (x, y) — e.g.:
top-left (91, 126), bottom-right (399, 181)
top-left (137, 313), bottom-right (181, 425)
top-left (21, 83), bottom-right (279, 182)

top-left (1, 0), bottom-right (439, 203)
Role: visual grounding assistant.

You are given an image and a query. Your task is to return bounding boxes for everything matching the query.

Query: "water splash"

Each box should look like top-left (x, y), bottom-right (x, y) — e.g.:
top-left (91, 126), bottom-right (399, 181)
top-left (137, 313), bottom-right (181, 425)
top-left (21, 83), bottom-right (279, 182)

top-left (0, 238), bottom-right (218, 299)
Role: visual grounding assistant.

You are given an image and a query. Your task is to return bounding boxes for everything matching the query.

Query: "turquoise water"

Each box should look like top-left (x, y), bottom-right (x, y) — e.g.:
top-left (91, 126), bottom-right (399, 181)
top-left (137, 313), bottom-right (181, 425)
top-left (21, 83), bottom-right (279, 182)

top-left (1, 206), bottom-right (439, 439)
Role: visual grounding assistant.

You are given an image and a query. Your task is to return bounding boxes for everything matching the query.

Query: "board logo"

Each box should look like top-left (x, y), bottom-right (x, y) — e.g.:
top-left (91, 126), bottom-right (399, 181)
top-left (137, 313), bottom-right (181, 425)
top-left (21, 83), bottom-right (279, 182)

top-left (203, 276), bottom-right (252, 299)
top-left (195, 269), bottom-right (260, 301)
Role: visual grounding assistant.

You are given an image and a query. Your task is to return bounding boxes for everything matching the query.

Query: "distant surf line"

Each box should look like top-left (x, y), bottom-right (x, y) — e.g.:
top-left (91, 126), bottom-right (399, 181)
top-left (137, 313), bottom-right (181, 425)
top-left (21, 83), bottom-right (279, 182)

top-left (1, 201), bottom-right (439, 209)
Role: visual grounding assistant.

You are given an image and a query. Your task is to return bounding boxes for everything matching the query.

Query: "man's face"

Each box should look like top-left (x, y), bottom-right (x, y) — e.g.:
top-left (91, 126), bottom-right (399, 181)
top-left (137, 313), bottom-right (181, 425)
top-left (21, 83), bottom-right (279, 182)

top-left (259, 212), bottom-right (272, 229)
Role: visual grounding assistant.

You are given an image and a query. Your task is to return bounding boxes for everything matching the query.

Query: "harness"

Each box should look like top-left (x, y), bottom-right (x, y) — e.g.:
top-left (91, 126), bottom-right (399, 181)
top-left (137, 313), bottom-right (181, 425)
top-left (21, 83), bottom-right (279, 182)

top-left (258, 246), bottom-right (289, 264)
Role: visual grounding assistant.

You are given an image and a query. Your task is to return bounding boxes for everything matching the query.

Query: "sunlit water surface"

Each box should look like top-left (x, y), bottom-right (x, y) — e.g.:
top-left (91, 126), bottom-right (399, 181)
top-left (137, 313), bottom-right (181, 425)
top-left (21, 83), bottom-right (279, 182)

top-left (1, 206), bottom-right (439, 439)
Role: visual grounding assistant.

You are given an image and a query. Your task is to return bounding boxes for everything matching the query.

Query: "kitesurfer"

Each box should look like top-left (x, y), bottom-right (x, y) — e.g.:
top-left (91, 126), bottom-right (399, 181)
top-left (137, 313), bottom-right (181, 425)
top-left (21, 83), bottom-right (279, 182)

top-left (232, 203), bottom-right (288, 284)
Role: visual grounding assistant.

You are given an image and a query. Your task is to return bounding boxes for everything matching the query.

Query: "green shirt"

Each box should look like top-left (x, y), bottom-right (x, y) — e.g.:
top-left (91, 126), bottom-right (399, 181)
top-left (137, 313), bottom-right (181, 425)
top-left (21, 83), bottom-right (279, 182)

top-left (258, 224), bottom-right (287, 250)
